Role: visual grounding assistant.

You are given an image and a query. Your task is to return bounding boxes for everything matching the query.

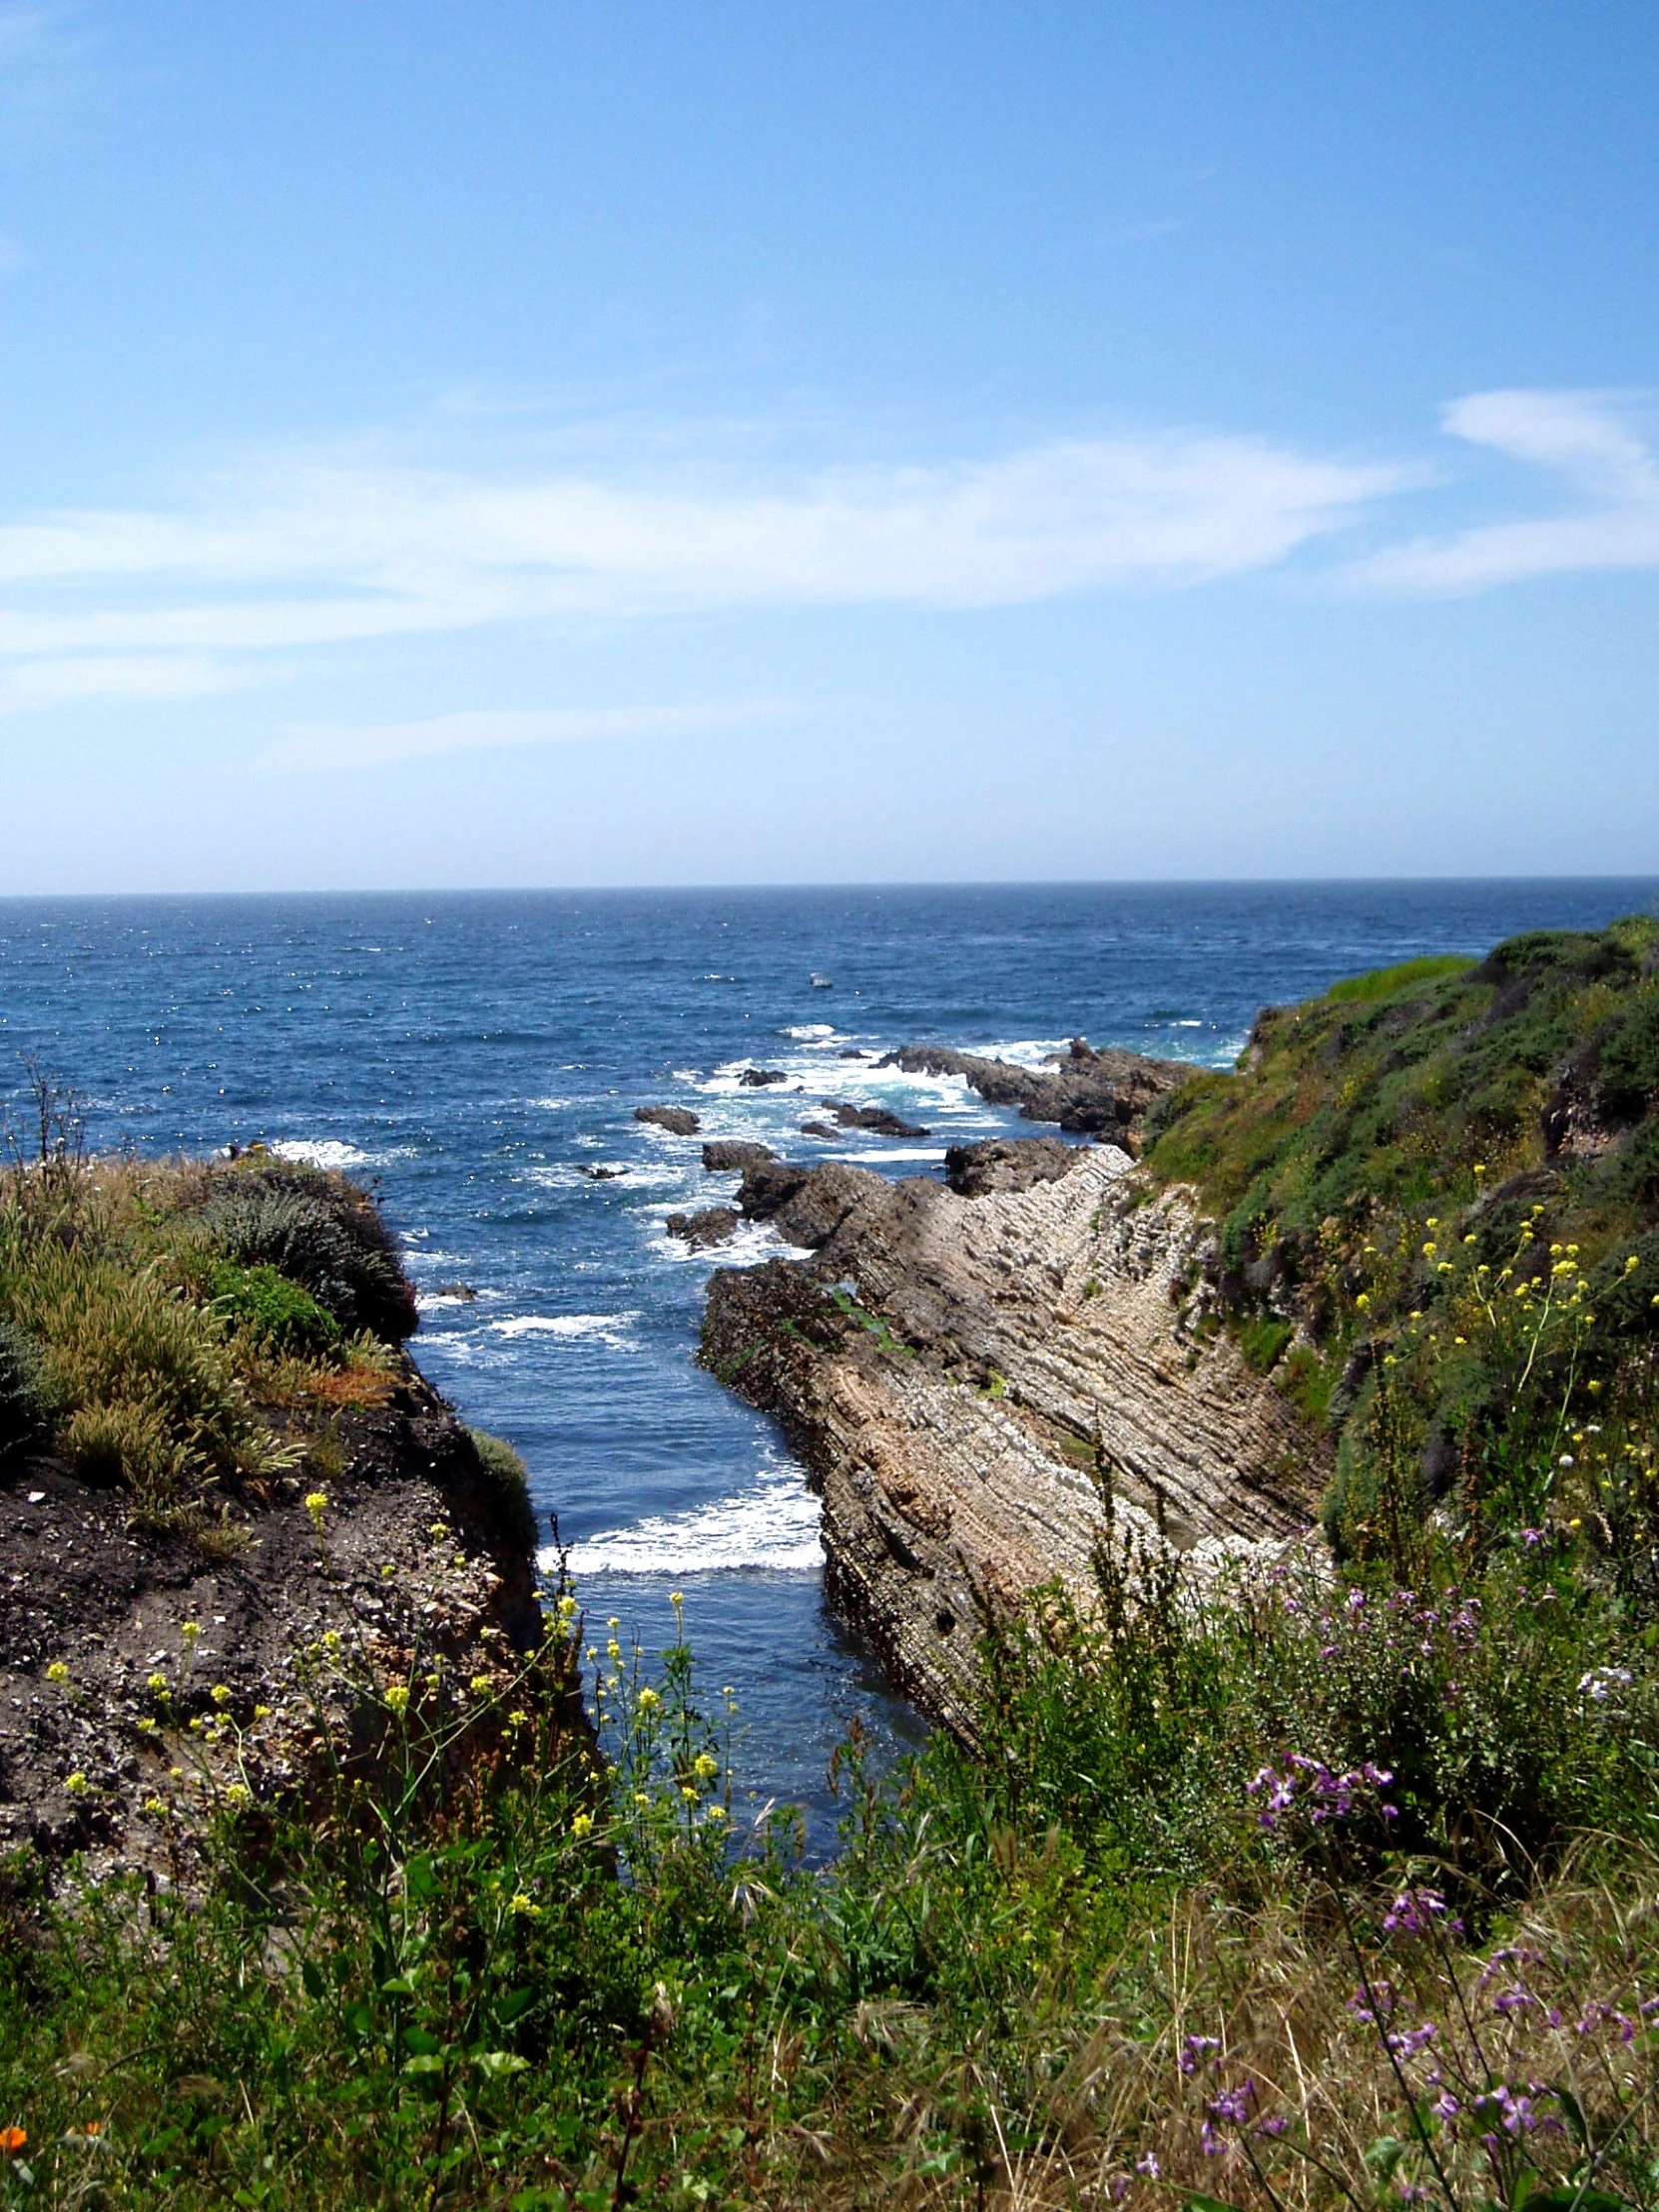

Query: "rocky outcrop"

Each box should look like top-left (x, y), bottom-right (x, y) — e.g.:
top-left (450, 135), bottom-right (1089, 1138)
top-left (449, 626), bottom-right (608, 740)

top-left (817, 1100), bottom-right (930, 1139)
top-left (703, 1142), bottom-right (1324, 1739)
top-left (879, 1038), bottom-right (1188, 1148)
top-left (943, 1135), bottom-right (1084, 1197)
top-left (636, 1104), bottom-right (700, 1136)
top-left (703, 1140), bottom-right (776, 1174)
top-left (666, 1206), bottom-right (740, 1249)
top-left (739, 1068), bottom-right (790, 1088)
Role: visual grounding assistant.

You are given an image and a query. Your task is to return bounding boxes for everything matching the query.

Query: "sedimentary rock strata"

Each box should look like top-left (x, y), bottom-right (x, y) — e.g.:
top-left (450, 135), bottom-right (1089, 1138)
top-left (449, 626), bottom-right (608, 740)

top-left (704, 1141), bottom-right (1324, 1738)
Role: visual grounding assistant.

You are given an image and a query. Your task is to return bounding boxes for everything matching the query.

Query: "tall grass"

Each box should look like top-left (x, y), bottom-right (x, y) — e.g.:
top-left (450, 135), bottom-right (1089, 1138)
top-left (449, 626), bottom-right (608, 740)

top-left (0, 1130), bottom-right (417, 1535)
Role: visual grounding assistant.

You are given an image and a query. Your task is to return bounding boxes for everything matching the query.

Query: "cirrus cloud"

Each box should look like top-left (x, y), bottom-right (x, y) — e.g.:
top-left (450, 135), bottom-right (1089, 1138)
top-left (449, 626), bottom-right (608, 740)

top-left (0, 425), bottom-right (1404, 701)
top-left (1349, 388), bottom-right (1659, 593)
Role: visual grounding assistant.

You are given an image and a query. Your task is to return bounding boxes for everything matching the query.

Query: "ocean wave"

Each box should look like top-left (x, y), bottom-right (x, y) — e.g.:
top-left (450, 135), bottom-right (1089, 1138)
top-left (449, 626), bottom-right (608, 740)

top-left (490, 1312), bottom-right (640, 1350)
top-left (553, 1463), bottom-right (822, 1577)
top-left (653, 1218), bottom-right (814, 1271)
top-left (830, 1146), bottom-right (946, 1164)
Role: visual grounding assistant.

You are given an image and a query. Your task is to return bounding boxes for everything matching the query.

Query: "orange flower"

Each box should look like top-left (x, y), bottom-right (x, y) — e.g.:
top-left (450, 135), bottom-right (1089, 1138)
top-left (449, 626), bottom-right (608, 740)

top-left (0, 2125), bottom-right (26, 2153)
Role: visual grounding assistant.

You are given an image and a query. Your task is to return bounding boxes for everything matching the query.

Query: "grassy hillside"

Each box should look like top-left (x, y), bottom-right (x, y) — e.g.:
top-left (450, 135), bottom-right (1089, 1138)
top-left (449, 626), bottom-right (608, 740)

top-left (1146, 915), bottom-right (1659, 1564)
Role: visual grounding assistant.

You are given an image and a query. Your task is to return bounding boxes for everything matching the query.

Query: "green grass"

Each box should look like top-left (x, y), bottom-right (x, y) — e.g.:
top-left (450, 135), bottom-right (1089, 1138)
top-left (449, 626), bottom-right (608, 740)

top-left (1325, 953), bottom-right (1477, 1004)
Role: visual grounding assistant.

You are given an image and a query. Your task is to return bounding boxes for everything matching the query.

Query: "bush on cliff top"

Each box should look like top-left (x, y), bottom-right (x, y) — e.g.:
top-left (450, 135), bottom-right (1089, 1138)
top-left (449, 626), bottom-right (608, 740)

top-left (0, 1130), bottom-right (419, 1531)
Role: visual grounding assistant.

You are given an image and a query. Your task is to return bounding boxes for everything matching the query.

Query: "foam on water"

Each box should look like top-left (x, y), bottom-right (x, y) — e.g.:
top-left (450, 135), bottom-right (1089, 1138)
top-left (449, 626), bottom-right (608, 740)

top-left (555, 1460), bottom-right (822, 1577)
top-left (272, 1137), bottom-right (366, 1170)
top-left (490, 1312), bottom-right (640, 1350)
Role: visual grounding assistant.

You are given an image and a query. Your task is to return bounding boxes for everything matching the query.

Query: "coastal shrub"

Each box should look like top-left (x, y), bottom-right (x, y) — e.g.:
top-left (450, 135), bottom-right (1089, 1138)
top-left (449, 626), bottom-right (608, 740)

top-left (466, 1425), bottom-right (538, 1557)
top-left (194, 1171), bottom-right (417, 1342)
top-left (206, 1257), bottom-right (342, 1358)
top-left (12, 1253), bottom-right (269, 1502)
top-left (0, 1317), bottom-right (44, 1455)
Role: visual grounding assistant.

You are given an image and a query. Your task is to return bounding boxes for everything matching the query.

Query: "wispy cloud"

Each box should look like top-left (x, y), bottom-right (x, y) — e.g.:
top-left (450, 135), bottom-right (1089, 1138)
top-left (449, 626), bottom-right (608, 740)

top-left (1351, 389), bottom-right (1659, 593)
top-left (265, 699), bottom-right (799, 775)
top-left (0, 426), bottom-right (1403, 697)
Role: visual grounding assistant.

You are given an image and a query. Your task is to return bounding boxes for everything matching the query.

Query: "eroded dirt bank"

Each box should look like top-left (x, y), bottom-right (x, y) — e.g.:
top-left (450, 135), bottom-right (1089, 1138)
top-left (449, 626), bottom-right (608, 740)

top-left (702, 1133), bottom-right (1325, 1737)
top-left (1, 1359), bottom-right (546, 1877)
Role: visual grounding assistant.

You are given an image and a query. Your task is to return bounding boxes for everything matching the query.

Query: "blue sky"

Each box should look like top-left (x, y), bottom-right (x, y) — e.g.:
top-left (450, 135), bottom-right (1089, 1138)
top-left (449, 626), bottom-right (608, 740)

top-left (2, 2), bottom-right (1657, 889)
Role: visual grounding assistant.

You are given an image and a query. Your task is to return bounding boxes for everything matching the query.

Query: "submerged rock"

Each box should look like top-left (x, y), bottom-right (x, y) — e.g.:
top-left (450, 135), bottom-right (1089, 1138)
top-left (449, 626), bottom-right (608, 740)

top-left (739, 1068), bottom-right (790, 1087)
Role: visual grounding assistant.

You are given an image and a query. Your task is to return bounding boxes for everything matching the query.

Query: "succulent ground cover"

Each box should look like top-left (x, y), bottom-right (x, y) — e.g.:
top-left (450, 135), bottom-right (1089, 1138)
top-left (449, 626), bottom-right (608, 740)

top-left (3, 928), bottom-right (1659, 2208)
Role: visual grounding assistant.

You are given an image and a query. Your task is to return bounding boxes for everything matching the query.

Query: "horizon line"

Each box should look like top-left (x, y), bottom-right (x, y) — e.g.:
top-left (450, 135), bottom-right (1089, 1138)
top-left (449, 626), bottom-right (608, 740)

top-left (1, 871), bottom-right (1657, 904)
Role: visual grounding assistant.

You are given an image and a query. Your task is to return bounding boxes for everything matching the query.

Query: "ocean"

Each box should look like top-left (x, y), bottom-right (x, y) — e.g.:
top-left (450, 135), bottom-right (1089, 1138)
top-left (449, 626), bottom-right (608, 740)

top-left (4, 879), bottom-right (1654, 1843)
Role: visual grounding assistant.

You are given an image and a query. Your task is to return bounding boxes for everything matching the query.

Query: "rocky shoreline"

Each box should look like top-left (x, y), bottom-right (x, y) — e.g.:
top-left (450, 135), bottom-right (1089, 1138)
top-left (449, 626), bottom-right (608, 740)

top-left (699, 1046), bottom-right (1324, 1738)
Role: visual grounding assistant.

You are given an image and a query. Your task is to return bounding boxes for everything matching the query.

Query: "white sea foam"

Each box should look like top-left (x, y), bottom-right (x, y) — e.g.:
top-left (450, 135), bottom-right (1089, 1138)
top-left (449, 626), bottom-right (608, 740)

top-left (830, 1146), bottom-right (947, 1164)
top-left (655, 1220), bottom-right (813, 1270)
top-left (966, 1036), bottom-right (1071, 1069)
top-left (553, 1462), bottom-right (823, 1577)
top-left (272, 1138), bottom-right (366, 1170)
top-left (780, 1022), bottom-right (840, 1041)
top-left (490, 1312), bottom-right (640, 1350)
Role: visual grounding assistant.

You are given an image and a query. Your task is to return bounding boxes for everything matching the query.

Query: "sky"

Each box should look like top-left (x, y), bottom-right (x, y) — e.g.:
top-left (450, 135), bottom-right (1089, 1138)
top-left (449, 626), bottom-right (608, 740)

top-left (1, 2), bottom-right (1657, 891)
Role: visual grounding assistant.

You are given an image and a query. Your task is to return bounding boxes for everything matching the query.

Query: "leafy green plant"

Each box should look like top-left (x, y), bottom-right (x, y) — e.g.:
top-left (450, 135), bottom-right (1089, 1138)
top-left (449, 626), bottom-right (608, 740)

top-left (207, 1259), bottom-right (342, 1358)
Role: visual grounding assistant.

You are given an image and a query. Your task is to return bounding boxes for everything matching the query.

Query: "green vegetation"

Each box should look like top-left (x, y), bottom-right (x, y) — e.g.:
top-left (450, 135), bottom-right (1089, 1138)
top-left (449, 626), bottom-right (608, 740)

top-left (1145, 914), bottom-right (1659, 1560)
top-left (5, 927), bottom-right (1659, 2209)
top-left (0, 1086), bottom-right (418, 1541)
top-left (468, 1425), bottom-right (539, 1559)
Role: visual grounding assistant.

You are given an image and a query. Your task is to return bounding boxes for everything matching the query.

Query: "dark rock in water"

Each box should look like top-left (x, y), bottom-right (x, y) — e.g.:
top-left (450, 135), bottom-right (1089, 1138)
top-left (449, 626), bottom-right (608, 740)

top-left (878, 1037), bottom-right (1187, 1153)
top-left (702, 1139), bottom-right (776, 1174)
top-left (838, 1048), bottom-right (869, 1059)
top-left (819, 1099), bottom-right (929, 1139)
top-left (739, 1067), bottom-right (790, 1087)
top-left (944, 1137), bottom-right (1084, 1198)
top-left (583, 1165), bottom-right (626, 1180)
top-left (666, 1207), bottom-right (740, 1250)
top-left (800, 1120), bottom-right (838, 1139)
top-left (432, 1281), bottom-right (479, 1301)
top-left (635, 1104), bottom-right (700, 1135)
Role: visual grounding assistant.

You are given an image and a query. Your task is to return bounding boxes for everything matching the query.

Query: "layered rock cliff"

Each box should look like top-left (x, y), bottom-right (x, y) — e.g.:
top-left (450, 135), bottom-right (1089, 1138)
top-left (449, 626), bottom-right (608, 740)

top-left (703, 1132), bottom-right (1325, 1738)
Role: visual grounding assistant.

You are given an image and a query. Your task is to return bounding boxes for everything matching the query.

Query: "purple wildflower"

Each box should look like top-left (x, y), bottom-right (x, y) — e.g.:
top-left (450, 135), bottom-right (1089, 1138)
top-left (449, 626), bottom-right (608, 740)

top-left (1134, 2154), bottom-right (1161, 2179)
top-left (1492, 1987), bottom-right (1537, 2018)
top-left (1348, 1979), bottom-right (1399, 2024)
top-left (1429, 2092), bottom-right (1459, 2121)
top-left (1178, 2033), bottom-right (1221, 2075)
top-left (1207, 2083), bottom-right (1255, 2125)
top-left (1386, 2022), bottom-right (1438, 2060)
top-left (1383, 1887), bottom-right (1446, 1936)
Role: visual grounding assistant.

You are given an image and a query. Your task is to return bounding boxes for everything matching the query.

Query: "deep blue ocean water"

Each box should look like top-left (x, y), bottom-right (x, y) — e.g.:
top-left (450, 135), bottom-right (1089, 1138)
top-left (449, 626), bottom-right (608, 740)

top-left (3, 880), bottom-right (1655, 1842)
